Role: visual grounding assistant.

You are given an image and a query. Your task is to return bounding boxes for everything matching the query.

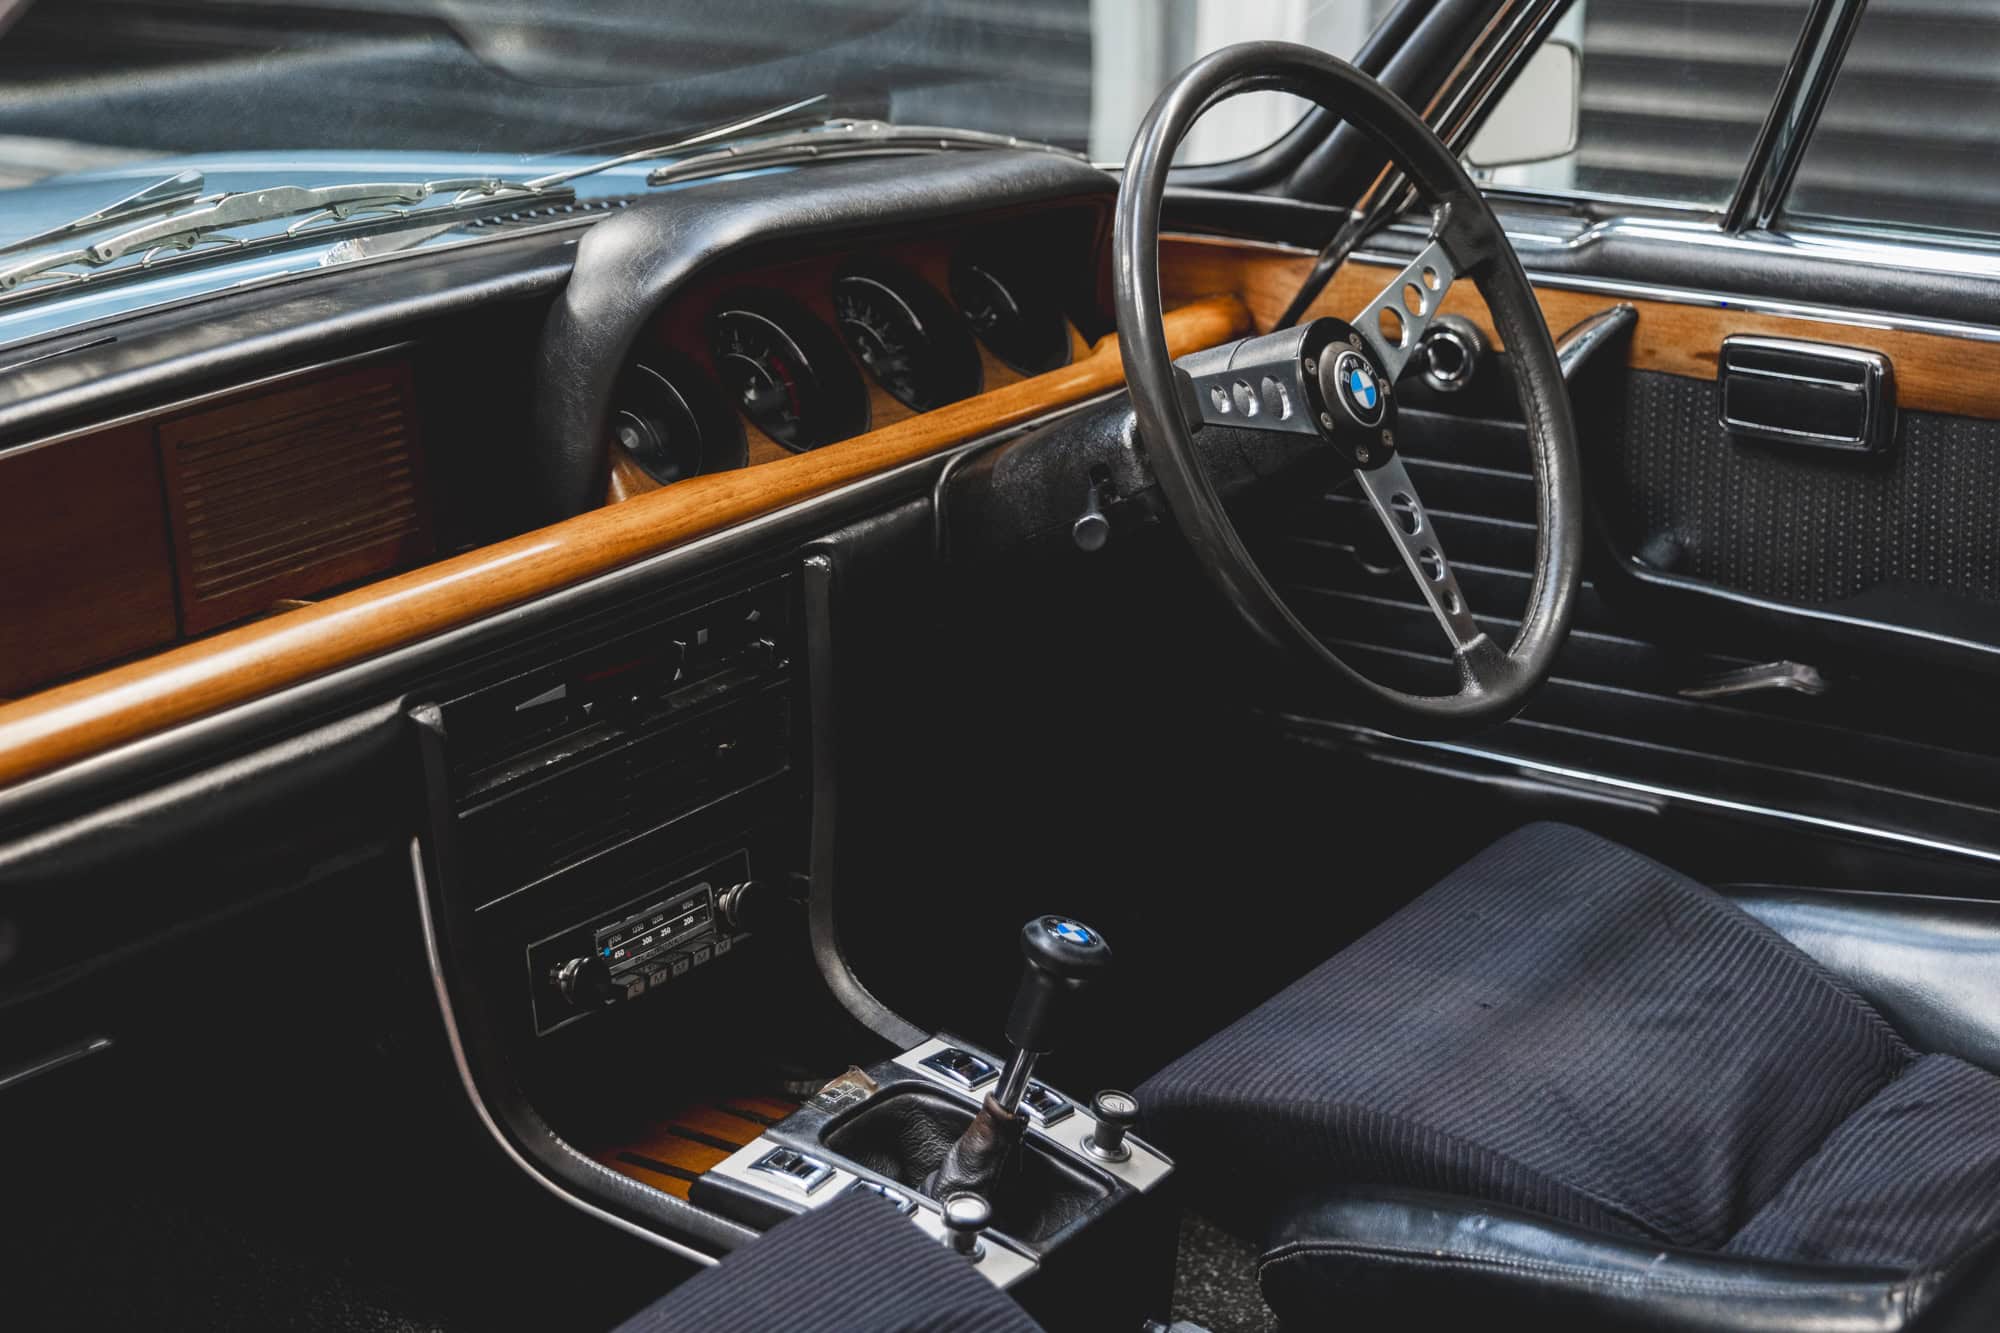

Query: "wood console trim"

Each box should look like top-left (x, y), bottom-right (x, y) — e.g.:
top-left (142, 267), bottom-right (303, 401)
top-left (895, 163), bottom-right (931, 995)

top-left (0, 293), bottom-right (1248, 791)
top-left (1161, 234), bottom-right (2000, 420)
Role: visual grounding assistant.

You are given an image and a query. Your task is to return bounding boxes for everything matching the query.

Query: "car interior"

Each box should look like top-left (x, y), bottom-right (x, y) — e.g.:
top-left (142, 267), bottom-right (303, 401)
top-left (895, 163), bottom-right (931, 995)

top-left (1, 1), bottom-right (1998, 1330)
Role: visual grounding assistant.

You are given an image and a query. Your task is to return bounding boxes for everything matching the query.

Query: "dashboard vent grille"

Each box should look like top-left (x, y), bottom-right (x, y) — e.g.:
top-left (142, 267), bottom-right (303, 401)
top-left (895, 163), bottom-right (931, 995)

top-left (462, 195), bottom-right (636, 233)
top-left (159, 359), bottom-right (429, 633)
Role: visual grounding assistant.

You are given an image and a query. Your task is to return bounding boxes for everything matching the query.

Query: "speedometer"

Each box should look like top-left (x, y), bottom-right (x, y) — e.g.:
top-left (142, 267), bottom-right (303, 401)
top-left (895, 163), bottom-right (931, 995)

top-left (708, 290), bottom-right (868, 451)
top-left (949, 251), bottom-right (1071, 377)
top-left (832, 262), bottom-right (982, 412)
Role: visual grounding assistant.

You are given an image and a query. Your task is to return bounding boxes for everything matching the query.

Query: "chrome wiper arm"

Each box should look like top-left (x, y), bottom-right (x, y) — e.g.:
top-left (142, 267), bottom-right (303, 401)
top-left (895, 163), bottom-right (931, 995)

top-left (0, 168), bottom-right (206, 260)
top-left (643, 119), bottom-right (1086, 187)
top-left (0, 93), bottom-right (839, 294)
top-left (524, 92), bottom-right (832, 190)
top-left (0, 175), bottom-right (551, 292)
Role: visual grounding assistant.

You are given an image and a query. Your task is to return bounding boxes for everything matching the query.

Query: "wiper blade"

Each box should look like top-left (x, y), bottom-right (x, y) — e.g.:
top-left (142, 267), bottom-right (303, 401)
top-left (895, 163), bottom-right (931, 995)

top-left (0, 168), bottom-right (206, 259)
top-left (0, 93), bottom-right (840, 296)
top-left (643, 119), bottom-right (1087, 188)
top-left (524, 92), bottom-right (832, 190)
top-left (0, 175), bottom-right (554, 292)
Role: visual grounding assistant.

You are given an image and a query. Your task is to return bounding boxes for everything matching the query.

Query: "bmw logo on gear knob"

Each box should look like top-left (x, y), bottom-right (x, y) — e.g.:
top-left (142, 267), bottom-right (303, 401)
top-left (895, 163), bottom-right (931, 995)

top-left (1049, 919), bottom-right (1094, 945)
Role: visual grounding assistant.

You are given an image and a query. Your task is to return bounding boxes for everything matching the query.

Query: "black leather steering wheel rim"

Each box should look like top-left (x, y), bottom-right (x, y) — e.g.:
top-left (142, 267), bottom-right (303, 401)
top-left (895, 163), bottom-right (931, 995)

top-left (1115, 41), bottom-right (1582, 735)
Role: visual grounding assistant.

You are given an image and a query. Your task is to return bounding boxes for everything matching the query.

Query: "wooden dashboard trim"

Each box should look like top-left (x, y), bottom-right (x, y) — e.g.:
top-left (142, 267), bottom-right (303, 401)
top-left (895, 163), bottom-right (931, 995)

top-left (0, 294), bottom-right (1248, 791)
top-left (1161, 234), bottom-right (2000, 420)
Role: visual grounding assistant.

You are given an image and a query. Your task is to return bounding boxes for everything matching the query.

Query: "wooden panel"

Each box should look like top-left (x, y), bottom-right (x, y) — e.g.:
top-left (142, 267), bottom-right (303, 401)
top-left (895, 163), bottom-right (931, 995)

top-left (0, 425), bottom-right (179, 696)
top-left (160, 359), bottom-right (431, 633)
top-left (0, 295), bottom-right (1249, 790)
top-left (1160, 234), bottom-right (2000, 419)
top-left (591, 1093), bottom-right (800, 1200)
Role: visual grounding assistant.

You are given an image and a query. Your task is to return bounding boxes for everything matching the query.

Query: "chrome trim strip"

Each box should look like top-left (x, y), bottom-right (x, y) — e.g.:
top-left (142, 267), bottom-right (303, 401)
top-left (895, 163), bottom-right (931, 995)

top-left (1613, 554), bottom-right (2000, 661)
top-left (1351, 243), bottom-right (2000, 344)
top-left (1167, 228), bottom-right (2000, 344)
top-left (1492, 214), bottom-right (2000, 286)
top-left (0, 1034), bottom-right (113, 1094)
top-left (1723, 0), bottom-right (1864, 233)
top-left (408, 838), bottom-right (720, 1266)
top-left (1306, 726), bottom-right (2000, 867)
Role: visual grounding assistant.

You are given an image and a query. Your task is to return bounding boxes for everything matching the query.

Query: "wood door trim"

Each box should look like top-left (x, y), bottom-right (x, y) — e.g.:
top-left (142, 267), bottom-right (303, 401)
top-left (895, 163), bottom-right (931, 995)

top-left (0, 294), bottom-right (1249, 791)
top-left (1161, 234), bottom-right (2000, 419)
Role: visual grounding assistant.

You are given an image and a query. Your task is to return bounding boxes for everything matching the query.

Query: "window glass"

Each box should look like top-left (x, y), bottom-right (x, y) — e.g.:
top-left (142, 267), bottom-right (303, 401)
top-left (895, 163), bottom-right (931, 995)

top-left (1784, 0), bottom-right (2000, 236)
top-left (1476, 0), bottom-right (1811, 208)
top-left (1088, 0), bottom-right (1400, 165)
top-left (0, 0), bottom-right (1390, 192)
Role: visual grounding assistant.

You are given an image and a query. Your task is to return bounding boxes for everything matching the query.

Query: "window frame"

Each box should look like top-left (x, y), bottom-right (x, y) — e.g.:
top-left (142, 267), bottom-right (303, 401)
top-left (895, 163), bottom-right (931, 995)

top-left (1445, 0), bottom-right (2000, 274)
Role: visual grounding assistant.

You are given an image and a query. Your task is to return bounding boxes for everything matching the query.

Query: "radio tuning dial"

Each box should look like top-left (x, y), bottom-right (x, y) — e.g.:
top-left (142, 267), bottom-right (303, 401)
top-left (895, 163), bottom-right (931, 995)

top-left (554, 955), bottom-right (617, 1008)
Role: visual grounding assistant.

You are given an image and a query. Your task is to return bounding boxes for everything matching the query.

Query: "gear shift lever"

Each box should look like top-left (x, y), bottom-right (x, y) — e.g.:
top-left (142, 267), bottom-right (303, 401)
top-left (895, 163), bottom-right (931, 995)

top-left (993, 915), bottom-right (1113, 1114)
top-left (927, 916), bottom-right (1111, 1202)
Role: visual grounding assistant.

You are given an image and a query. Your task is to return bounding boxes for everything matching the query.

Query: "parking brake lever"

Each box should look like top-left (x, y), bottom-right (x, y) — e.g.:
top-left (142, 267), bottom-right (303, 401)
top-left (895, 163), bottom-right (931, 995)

top-left (927, 916), bottom-right (1111, 1201)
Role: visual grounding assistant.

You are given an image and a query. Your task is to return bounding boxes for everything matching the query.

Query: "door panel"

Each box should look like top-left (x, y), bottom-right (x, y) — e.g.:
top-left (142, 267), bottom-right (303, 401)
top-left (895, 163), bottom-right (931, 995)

top-left (1159, 232), bottom-right (2000, 875)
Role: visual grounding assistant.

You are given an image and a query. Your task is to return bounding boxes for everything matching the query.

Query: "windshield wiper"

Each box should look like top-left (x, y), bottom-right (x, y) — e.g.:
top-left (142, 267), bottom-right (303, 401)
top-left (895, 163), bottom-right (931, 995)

top-left (0, 168), bottom-right (207, 260)
top-left (0, 93), bottom-right (835, 296)
top-left (643, 119), bottom-right (1087, 188)
top-left (525, 92), bottom-right (831, 189)
top-left (0, 175), bottom-right (553, 292)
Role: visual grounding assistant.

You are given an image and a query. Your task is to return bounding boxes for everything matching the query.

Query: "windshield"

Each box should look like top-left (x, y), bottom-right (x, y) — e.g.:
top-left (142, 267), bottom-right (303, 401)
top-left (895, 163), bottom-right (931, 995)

top-left (0, 0), bottom-right (1391, 181)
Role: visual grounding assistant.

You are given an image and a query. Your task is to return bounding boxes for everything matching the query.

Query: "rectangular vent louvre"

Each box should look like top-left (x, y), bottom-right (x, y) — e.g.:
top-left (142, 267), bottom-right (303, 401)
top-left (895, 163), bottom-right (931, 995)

top-left (160, 359), bottom-right (429, 633)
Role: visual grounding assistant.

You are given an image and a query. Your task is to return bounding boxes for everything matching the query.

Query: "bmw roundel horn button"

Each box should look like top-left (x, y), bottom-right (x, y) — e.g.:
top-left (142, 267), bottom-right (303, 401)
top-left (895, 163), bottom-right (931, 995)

top-left (1332, 350), bottom-right (1385, 427)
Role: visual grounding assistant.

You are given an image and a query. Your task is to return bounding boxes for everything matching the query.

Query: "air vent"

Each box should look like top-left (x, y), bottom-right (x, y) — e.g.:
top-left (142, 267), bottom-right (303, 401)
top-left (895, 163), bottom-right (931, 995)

top-left (159, 359), bottom-right (430, 633)
top-left (462, 195), bottom-right (636, 233)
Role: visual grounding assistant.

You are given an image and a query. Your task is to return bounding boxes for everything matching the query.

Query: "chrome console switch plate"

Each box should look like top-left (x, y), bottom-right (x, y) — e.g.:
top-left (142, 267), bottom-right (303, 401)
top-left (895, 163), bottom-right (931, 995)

top-left (920, 1046), bottom-right (999, 1091)
top-left (842, 1178), bottom-right (916, 1215)
top-left (1019, 1081), bottom-right (1073, 1127)
top-left (748, 1145), bottom-right (835, 1195)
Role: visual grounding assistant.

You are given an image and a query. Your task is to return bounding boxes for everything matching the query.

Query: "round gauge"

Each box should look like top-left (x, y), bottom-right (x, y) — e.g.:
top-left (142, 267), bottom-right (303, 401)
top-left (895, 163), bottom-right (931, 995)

top-left (832, 262), bottom-right (982, 411)
top-left (949, 252), bottom-right (1072, 376)
top-left (708, 290), bottom-right (868, 451)
top-left (608, 351), bottom-right (745, 485)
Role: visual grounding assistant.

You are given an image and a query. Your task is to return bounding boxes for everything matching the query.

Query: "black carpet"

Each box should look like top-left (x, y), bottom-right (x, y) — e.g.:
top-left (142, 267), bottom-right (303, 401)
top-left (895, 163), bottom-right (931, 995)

top-left (1170, 1211), bottom-right (1271, 1333)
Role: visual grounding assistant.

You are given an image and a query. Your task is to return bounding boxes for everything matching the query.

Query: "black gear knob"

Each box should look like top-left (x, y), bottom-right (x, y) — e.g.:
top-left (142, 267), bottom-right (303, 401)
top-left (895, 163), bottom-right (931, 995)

top-left (1005, 915), bottom-right (1111, 1054)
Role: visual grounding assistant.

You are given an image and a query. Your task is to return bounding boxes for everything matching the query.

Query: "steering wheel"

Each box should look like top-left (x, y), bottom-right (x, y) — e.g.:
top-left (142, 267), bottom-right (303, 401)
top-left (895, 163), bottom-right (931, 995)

top-left (1115, 42), bottom-right (1582, 736)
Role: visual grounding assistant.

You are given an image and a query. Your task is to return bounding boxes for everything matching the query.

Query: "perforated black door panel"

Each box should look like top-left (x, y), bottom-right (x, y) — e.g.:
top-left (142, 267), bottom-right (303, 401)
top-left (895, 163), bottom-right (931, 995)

top-left (1612, 372), bottom-right (2000, 606)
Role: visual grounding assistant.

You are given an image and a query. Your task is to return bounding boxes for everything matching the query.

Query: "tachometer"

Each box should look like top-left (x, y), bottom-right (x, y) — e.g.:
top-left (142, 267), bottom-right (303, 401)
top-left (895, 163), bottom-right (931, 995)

top-left (949, 252), bottom-right (1071, 377)
top-left (832, 261), bottom-right (982, 411)
top-left (708, 290), bottom-right (868, 451)
top-left (608, 351), bottom-right (745, 485)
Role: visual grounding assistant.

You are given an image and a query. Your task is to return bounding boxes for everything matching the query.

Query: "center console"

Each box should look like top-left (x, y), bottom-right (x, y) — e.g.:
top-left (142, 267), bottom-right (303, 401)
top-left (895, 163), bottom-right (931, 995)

top-left (696, 1031), bottom-right (1175, 1320)
top-left (412, 550), bottom-right (1180, 1330)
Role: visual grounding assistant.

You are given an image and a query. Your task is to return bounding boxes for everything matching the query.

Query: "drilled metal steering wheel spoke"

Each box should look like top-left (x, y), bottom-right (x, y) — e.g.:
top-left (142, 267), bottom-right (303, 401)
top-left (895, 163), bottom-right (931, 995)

top-left (1352, 236), bottom-right (1456, 382)
top-left (1175, 323), bottom-right (1327, 438)
top-left (1353, 454), bottom-right (1484, 653)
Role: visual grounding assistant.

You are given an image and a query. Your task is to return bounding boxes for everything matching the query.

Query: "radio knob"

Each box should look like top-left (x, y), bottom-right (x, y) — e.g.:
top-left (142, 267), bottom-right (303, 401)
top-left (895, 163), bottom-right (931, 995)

top-left (554, 955), bottom-right (617, 1008)
top-left (717, 879), bottom-right (772, 933)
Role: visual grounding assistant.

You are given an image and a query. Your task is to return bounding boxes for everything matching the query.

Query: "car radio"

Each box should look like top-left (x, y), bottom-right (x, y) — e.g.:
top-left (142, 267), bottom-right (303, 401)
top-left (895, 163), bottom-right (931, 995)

top-left (527, 848), bottom-right (753, 1036)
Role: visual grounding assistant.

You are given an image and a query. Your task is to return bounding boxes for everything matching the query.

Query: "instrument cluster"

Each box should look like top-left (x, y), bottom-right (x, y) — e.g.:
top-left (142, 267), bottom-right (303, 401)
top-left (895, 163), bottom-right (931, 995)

top-left (609, 240), bottom-right (1076, 484)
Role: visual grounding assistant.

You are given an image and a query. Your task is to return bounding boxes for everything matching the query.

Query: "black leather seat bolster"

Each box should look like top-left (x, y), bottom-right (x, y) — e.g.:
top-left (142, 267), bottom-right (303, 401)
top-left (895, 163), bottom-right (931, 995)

top-left (1259, 1190), bottom-right (1938, 1333)
top-left (1726, 888), bottom-right (2000, 1076)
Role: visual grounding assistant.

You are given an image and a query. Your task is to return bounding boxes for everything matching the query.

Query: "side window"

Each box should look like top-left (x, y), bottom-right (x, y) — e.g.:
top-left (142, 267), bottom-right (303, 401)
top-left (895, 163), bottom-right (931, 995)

top-left (1782, 0), bottom-right (2000, 237)
top-left (1470, 0), bottom-right (1811, 209)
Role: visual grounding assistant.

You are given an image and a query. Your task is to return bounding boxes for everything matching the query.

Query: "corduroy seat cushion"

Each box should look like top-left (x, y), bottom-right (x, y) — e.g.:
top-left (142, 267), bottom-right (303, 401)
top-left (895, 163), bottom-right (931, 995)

top-left (1138, 822), bottom-right (2000, 1272)
top-left (613, 1190), bottom-right (1042, 1333)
